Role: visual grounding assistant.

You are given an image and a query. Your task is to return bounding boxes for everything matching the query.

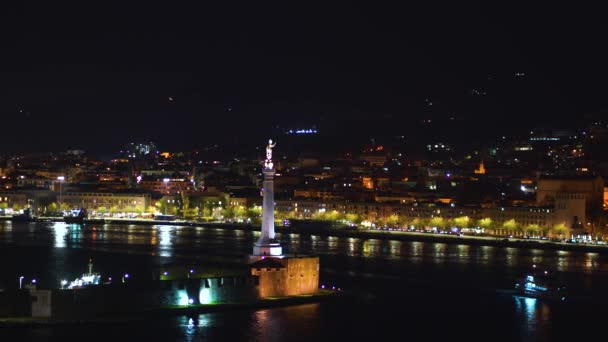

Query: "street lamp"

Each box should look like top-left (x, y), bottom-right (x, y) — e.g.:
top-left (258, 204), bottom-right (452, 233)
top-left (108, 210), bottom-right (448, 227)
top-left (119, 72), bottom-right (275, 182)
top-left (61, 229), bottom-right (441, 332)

top-left (57, 176), bottom-right (65, 213)
top-left (162, 178), bottom-right (170, 214)
top-left (61, 279), bottom-right (68, 289)
top-left (19, 276), bottom-right (24, 289)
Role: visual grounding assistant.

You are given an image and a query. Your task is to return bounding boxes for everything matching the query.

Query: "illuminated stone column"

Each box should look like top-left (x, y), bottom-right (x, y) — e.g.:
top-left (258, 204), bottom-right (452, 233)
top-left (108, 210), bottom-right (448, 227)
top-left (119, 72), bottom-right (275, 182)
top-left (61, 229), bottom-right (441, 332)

top-left (253, 139), bottom-right (282, 257)
top-left (260, 169), bottom-right (276, 241)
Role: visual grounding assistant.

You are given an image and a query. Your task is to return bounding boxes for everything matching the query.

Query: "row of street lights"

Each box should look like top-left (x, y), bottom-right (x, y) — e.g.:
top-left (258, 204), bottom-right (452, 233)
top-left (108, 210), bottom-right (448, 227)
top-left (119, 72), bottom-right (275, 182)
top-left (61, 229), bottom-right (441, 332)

top-left (19, 273), bottom-right (132, 290)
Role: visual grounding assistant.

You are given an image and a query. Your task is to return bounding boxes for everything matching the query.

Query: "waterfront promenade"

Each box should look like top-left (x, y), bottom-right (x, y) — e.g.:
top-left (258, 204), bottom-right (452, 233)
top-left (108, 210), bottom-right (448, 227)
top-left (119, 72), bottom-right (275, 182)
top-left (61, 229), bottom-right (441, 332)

top-left (2, 215), bottom-right (606, 254)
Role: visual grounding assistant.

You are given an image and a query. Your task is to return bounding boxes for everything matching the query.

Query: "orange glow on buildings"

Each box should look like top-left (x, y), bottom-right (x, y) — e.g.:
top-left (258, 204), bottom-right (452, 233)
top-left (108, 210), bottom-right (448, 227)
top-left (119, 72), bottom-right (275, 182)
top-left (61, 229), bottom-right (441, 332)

top-left (474, 160), bottom-right (486, 174)
top-left (251, 257), bottom-right (319, 298)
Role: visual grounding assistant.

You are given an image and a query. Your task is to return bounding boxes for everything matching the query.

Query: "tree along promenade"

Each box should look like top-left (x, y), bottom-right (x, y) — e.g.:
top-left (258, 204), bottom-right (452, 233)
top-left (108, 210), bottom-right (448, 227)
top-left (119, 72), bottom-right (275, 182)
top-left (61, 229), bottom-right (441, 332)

top-left (2, 215), bottom-right (606, 254)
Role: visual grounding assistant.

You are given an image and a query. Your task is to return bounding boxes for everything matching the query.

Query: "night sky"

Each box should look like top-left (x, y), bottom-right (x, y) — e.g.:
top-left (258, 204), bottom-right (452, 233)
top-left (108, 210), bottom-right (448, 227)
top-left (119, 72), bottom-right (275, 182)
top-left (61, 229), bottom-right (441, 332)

top-left (0, 3), bottom-right (607, 153)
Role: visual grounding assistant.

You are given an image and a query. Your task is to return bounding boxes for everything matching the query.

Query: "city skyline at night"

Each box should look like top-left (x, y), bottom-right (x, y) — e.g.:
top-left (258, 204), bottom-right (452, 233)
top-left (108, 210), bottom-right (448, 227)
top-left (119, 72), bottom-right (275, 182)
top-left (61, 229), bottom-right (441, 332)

top-left (2, 4), bottom-right (608, 341)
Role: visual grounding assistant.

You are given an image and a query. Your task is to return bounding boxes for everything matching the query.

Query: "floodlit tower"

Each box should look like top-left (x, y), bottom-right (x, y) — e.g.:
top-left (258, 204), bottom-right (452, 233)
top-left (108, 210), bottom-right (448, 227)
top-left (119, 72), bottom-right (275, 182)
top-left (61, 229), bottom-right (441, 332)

top-left (252, 139), bottom-right (282, 256)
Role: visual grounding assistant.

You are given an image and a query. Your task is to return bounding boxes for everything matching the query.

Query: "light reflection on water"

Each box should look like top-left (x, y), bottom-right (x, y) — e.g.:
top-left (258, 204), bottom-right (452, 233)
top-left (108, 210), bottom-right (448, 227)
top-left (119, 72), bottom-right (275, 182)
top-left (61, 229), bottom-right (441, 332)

top-left (515, 296), bottom-right (538, 336)
top-left (326, 236), bottom-right (339, 253)
top-left (433, 243), bottom-right (447, 262)
top-left (52, 222), bottom-right (69, 248)
top-left (159, 226), bottom-right (173, 257)
top-left (0, 222), bottom-right (608, 280)
top-left (1, 221), bottom-right (608, 298)
top-left (556, 250), bottom-right (570, 272)
top-left (530, 248), bottom-right (544, 266)
top-left (584, 252), bottom-right (599, 272)
top-left (389, 240), bottom-right (400, 257)
top-left (1, 221), bottom-right (608, 340)
top-left (174, 304), bottom-right (320, 342)
top-left (479, 245), bottom-right (494, 263)
top-left (513, 296), bottom-right (552, 340)
top-left (455, 244), bottom-right (470, 263)
top-left (410, 241), bottom-right (423, 262)
top-left (0, 221), bottom-right (605, 277)
top-left (362, 239), bottom-right (377, 257)
top-left (505, 247), bottom-right (518, 267)
top-left (347, 237), bottom-right (357, 255)
top-left (0, 222), bottom-right (12, 243)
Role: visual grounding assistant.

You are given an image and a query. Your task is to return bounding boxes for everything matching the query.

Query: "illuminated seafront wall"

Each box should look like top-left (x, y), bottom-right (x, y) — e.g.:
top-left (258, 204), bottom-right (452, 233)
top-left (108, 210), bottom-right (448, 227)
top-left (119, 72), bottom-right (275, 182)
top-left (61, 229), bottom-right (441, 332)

top-left (23, 276), bottom-right (261, 319)
top-left (162, 276), bottom-right (259, 307)
top-left (251, 256), bottom-right (320, 298)
top-left (4, 259), bottom-right (320, 319)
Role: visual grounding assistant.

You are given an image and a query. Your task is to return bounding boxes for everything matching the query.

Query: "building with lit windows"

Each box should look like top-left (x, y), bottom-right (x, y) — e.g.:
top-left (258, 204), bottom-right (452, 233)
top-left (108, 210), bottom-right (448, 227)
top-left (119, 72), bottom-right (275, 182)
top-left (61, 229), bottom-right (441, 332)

top-left (276, 199), bottom-right (560, 235)
top-left (60, 192), bottom-right (150, 211)
top-left (536, 174), bottom-right (604, 229)
top-left (138, 178), bottom-right (195, 195)
top-left (0, 192), bottom-right (27, 209)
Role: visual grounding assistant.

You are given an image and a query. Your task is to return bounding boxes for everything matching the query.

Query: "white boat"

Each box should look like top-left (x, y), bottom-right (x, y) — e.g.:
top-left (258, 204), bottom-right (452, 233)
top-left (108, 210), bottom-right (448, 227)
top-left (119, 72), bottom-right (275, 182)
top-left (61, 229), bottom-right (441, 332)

top-left (67, 259), bottom-right (101, 289)
top-left (514, 264), bottom-right (567, 301)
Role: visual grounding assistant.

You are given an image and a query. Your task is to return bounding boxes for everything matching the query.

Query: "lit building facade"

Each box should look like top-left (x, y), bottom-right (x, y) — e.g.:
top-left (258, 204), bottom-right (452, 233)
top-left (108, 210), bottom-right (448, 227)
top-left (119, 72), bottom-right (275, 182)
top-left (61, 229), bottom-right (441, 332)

top-left (0, 192), bottom-right (27, 209)
top-left (138, 178), bottom-right (194, 195)
top-left (61, 192), bottom-right (151, 211)
top-left (536, 175), bottom-right (604, 228)
top-left (250, 257), bottom-right (319, 298)
top-left (276, 199), bottom-right (559, 234)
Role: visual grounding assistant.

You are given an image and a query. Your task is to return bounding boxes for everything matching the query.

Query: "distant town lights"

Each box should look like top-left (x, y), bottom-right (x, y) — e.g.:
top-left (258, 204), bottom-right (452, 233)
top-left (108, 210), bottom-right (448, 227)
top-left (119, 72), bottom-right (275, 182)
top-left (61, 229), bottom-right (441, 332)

top-left (286, 129), bottom-right (318, 135)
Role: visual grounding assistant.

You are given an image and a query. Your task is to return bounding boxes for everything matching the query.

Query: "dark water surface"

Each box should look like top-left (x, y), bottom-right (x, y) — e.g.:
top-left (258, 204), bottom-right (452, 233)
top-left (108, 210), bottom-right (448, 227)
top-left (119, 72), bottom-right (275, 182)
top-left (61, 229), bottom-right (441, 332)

top-left (1, 221), bottom-right (607, 341)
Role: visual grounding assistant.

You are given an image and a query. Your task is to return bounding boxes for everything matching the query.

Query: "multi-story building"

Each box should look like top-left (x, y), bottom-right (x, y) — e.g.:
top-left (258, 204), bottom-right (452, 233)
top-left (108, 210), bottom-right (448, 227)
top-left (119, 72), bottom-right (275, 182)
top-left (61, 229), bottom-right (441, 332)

top-left (276, 199), bottom-right (558, 235)
top-left (61, 192), bottom-right (151, 211)
top-left (138, 178), bottom-right (195, 195)
top-left (536, 174), bottom-right (604, 228)
top-left (0, 192), bottom-right (27, 209)
top-left (359, 153), bottom-right (387, 167)
top-left (17, 177), bottom-right (55, 190)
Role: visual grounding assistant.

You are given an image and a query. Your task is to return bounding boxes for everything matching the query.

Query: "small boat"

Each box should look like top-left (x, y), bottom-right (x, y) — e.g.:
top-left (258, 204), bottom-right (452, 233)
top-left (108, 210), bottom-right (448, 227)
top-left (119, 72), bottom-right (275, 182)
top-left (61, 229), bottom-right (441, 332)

top-left (64, 208), bottom-right (87, 224)
top-left (514, 264), bottom-right (567, 301)
top-left (66, 259), bottom-right (101, 289)
top-left (11, 208), bottom-right (36, 222)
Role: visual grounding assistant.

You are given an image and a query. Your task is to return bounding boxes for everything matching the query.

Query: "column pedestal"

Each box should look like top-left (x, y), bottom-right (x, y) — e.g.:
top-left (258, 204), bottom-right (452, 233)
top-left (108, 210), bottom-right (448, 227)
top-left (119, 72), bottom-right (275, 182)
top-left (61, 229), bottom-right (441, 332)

top-left (252, 241), bottom-right (283, 257)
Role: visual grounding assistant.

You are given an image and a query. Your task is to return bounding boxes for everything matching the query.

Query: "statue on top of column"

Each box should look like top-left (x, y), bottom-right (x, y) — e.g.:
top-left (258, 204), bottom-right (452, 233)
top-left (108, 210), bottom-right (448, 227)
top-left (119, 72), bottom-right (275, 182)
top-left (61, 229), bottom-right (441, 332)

top-left (264, 139), bottom-right (276, 169)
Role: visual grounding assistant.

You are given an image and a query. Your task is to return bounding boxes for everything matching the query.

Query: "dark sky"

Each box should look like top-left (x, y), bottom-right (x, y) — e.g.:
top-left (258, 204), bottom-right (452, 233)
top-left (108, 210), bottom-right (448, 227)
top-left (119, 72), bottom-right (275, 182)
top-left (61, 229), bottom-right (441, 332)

top-left (0, 3), bottom-right (607, 153)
